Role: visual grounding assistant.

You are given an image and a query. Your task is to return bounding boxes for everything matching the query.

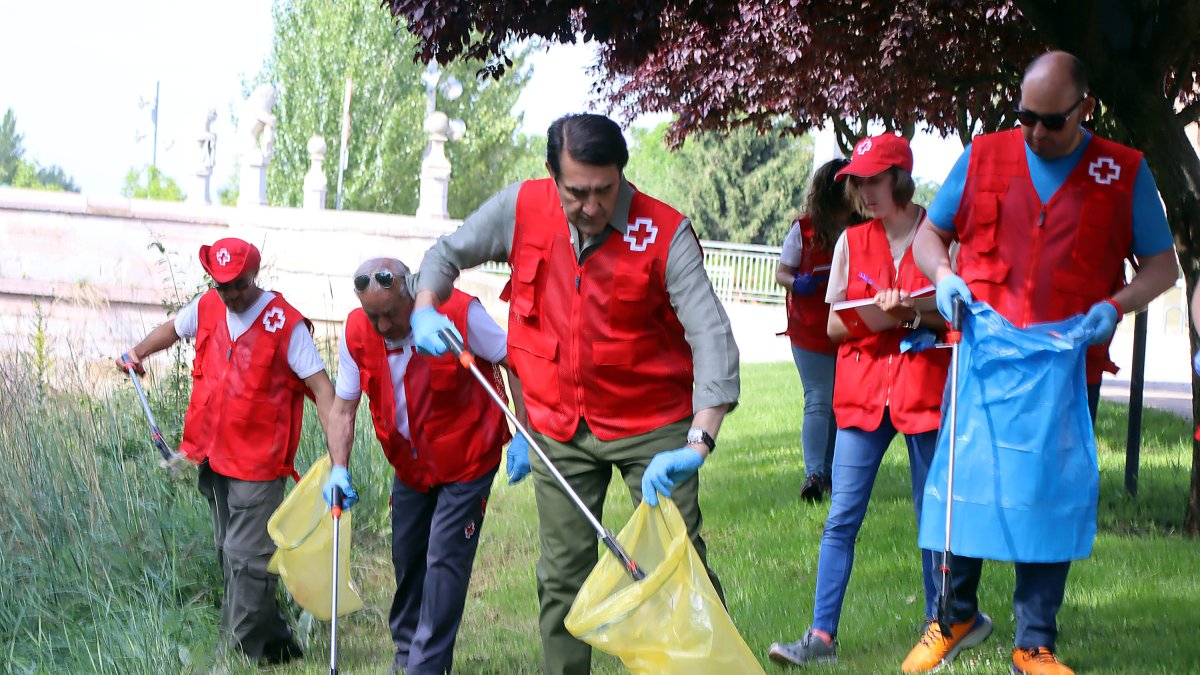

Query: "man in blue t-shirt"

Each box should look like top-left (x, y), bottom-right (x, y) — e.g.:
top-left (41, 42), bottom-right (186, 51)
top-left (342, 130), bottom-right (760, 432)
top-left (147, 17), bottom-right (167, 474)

top-left (903, 51), bottom-right (1178, 675)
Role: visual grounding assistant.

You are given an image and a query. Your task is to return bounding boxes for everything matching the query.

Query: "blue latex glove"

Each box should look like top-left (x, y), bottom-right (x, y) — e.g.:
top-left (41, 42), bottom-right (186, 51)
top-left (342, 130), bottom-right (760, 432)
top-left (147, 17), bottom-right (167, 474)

top-left (411, 307), bottom-right (461, 356)
top-left (900, 327), bottom-right (937, 353)
top-left (323, 465), bottom-right (359, 510)
top-left (641, 447), bottom-right (706, 507)
top-left (506, 435), bottom-right (531, 485)
top-left (935, 274), bottom-right (973, 321)
top-left (1078, 301), bottom-right (1119, 345)
top-left (1193, 349), bottom-right (1200, 376)
top-left (791, 272), bottom-right (829, 296)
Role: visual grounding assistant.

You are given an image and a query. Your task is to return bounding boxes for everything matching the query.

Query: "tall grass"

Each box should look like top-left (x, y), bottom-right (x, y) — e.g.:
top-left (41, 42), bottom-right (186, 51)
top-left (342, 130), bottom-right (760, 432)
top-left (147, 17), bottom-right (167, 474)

top-left (2, 360), bottom-right (1197, 673)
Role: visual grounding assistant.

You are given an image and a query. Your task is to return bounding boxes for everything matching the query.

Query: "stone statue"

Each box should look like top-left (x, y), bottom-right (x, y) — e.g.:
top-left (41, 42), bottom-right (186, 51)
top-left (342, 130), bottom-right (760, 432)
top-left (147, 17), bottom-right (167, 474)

top-left (197, 108), bottom-right (217, 176)
top-left (239, 84), bottom-right (277, 166)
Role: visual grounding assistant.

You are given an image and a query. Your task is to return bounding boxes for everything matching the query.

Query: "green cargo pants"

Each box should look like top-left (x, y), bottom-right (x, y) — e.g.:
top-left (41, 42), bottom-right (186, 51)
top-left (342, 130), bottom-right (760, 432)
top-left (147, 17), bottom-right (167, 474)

top-left (530, 418), bottom-right (724, 675)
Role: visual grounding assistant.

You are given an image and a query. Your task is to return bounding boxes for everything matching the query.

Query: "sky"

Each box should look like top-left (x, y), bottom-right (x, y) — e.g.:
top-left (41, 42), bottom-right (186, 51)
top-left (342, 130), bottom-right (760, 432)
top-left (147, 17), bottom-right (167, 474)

top-left (0, 1), bottom-right (963, 198)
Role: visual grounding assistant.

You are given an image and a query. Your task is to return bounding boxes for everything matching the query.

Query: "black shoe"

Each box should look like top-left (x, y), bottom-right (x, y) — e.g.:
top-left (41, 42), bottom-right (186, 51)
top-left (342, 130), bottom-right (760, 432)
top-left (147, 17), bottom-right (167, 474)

top-left (261, 638), bottom-right (304, 665)
top-left (800, 474), bottom-right (824, 502)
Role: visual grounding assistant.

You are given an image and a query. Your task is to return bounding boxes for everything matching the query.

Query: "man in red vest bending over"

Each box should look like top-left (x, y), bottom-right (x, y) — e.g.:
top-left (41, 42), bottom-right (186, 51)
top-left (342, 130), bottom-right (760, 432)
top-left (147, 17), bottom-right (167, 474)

top-left (409, 113), bottom-right (741, 675)
top-left (116, 237), bottom-right (335, 664)
top-left (321, 257), bottom-right (522, 675)
top-left (909, 51), bottom-right (1178, 675)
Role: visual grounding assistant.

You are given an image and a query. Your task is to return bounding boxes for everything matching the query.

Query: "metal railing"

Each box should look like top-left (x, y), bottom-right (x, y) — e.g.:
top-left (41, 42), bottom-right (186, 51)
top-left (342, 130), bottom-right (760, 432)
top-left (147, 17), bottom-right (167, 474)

top-left (474, 240), bottom-right (786, 304)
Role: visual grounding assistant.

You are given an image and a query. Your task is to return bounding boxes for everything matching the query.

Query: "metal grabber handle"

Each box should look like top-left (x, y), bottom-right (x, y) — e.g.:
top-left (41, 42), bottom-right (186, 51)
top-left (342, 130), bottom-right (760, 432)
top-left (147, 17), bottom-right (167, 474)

top-left (329, 485), bottom-right (344, 675)
top-left (438, 328), bottom-right (647, 582)
top-left (121, 353), bottom-right (186, 475)
top-left (936, 297), bottom-right (966, 637)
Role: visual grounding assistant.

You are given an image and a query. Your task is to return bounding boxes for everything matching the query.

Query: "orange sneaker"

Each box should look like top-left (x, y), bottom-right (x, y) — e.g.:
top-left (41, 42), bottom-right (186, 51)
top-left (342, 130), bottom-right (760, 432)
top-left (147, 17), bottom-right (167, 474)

top-left (900, 613), bottom-right (993, 673)
top-left (1012, 647), bottom-right (1074, 675)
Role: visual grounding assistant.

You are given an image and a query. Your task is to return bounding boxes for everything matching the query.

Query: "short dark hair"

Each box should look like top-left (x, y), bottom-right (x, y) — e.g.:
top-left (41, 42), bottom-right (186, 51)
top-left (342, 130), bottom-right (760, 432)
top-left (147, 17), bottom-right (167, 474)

top-left (546, 114), bottom-right (629, 177)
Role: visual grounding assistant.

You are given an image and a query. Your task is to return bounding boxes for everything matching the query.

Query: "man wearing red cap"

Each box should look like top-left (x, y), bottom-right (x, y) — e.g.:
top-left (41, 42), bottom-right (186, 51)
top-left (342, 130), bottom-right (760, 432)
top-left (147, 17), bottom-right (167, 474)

top-left (909, 51), bottom-right (1178, 675)
top-left (117, 236), bottom-right (335, 664)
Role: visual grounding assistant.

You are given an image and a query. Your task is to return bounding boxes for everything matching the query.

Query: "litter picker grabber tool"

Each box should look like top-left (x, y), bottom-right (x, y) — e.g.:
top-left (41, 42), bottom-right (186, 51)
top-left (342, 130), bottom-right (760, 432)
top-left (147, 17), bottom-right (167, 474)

top-left (120, 353), bottom-right (186, 475)
top-left (329, 485), bottom-right (344, 675)
top-left (438, 328), bottom-right (647, 582)
top-left (936, 298), bottom-right (966, 638)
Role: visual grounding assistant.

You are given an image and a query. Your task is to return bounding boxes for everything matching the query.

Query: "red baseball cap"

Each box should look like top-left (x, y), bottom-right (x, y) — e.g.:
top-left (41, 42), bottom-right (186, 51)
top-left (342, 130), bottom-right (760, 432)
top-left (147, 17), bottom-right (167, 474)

top-left (198, 238), bottom-right (261, 283)
top-left (835, 133), bottom-right (914, 181)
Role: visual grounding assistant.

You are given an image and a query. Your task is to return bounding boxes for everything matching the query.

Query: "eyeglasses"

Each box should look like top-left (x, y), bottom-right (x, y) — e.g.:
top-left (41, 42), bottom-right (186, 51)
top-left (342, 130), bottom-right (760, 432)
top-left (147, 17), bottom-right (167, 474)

top-left (214, 277), bottom-right (252, 293)
top-left (1013, 96), bottom-right (1087, 131)
top-left (354, 270), bottom-right (395, 292)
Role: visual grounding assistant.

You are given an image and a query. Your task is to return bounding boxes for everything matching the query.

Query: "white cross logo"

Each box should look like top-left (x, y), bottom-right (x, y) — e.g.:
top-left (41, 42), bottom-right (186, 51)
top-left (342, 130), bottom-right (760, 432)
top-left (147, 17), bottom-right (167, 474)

top-left (624, 217), bottom-right (659, 252)
top-left (1088, 157), bottom-right (1120, 185)
top-left (855, 138), bottom-right (873, 155)
top-left (262, 307), bottom-right (286, 333)
top-left (215, 248), bottom-right (231, 266)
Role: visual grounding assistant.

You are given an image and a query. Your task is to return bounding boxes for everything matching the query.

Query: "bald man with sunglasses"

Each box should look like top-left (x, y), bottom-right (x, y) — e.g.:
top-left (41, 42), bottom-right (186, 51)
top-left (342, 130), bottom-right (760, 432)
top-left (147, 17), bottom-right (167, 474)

top-left (116, 237), bottom-right (335, 665)
top-left (904, 52), bottom-right (1178, 675)
top-left (321, 258), bottom-right (525, 675)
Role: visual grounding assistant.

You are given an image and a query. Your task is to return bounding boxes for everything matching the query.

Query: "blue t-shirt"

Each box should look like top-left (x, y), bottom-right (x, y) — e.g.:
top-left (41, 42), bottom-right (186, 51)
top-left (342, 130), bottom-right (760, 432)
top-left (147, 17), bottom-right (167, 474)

top-left (927, 131), bottom-right (1174, 257)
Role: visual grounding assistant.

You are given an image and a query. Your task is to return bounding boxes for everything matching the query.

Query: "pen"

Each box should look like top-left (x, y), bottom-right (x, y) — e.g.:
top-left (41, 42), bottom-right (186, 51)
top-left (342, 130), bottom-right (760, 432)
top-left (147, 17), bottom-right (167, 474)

top-left (858, 272), bottom-right (885, 294)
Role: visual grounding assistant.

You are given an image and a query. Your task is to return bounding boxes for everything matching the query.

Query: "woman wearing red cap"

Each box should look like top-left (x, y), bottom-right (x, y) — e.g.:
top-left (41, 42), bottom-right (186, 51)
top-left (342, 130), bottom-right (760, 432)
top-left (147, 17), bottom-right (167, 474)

top-left (775, 157), bottom-right (865, 502)
top-left (769, 134), bottom-right (951, 668)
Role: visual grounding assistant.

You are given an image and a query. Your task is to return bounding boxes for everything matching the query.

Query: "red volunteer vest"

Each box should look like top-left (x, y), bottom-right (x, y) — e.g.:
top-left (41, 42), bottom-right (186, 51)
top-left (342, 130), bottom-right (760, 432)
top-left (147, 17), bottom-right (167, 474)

top-left (506, 178), bottom-right (694, 442)
top-left (345, 291), bottom-right (509, 491)
top-left (955, 129), bottom-right (1138, 384)
top-left (783, 216), bottom-right (838, 354)
top-left (832, 220), bottom-right (949, 434)
top-left (179, 290), bottom-right (309, 481)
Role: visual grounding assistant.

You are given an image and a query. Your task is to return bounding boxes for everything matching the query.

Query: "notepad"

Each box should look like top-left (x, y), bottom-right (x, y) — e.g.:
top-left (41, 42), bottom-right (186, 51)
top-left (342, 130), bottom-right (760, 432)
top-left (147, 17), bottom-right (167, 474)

top-left (832, 285), bottom-right (937, 337)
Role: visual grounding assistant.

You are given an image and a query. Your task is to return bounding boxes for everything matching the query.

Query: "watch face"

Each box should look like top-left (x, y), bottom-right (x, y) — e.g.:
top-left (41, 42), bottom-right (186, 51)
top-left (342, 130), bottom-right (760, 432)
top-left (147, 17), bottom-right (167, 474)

top-left (688, 428), bottom-right (703, 444)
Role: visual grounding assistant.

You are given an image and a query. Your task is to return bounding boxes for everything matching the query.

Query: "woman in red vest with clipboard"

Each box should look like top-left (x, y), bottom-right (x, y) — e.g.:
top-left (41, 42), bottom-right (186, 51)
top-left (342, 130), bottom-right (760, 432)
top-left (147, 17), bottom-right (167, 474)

top-left (776, 157), bottom-right (864, 502)
top-left (770, 134), bottom-right (949, 668)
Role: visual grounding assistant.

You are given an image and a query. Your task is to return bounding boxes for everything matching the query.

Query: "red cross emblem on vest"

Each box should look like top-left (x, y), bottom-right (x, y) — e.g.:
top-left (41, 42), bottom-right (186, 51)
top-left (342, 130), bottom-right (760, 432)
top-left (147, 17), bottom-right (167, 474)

top-left (624, 217), bottom-right (659, 252)
top-left (1088, 157), bottom-right (1120, 185)
top-left (262, 307), bottom-right (286, 333)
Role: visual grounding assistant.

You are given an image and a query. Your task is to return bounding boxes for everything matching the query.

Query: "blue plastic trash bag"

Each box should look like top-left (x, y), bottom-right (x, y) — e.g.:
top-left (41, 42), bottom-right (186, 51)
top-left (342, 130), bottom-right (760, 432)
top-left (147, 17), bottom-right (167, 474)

top-left (918, 302), bottom-right (1098, 562)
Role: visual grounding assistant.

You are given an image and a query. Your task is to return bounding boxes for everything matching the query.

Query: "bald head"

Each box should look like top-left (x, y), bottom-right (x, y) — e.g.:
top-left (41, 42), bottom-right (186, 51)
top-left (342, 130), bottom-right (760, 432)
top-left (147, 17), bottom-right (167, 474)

top-left (1023, 51), bottom-right (1088, 98)
top-left (354, 257), bottom-right (415, 340)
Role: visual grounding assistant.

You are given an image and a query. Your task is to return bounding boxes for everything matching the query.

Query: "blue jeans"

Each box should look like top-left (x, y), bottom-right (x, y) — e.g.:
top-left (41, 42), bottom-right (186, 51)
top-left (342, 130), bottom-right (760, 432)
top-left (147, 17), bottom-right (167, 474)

top-left (811, 410), bottom-right (938, 636)
top-left (790, 345), bottom-right (837, 479)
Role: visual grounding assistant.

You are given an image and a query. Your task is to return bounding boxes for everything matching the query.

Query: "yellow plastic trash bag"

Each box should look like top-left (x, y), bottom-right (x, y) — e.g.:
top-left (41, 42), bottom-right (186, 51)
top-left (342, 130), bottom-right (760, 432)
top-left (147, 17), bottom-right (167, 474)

top-left (267, 455), bottom-right (363, 620)
top-left (565, 499), bottom-right (764, 674)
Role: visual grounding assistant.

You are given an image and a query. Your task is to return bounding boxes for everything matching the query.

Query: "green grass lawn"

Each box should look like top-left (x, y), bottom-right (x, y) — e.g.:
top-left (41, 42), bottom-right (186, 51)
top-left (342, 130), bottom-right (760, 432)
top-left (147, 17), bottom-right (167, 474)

top-left (2, 362), bottom-right (1198, 674)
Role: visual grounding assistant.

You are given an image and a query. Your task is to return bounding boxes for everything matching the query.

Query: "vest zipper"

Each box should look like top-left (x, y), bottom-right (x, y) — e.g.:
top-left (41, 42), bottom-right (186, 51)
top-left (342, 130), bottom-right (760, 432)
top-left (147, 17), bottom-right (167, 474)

top-left (1023, 207), bottom-right (1047, 325)
top-left (572, 264), bottom-right (586, 417)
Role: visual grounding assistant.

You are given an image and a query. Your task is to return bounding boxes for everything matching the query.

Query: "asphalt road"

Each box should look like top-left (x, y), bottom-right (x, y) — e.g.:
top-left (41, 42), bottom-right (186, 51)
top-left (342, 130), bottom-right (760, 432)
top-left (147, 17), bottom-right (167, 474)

top-left (1100, 380), bottom-right (1193, 421)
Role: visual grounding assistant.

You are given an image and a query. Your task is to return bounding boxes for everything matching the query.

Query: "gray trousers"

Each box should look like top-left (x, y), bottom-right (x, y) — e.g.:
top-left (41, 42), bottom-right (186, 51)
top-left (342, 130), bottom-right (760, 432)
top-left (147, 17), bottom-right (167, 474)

top-left (197, 462), bottom-right (296, 662)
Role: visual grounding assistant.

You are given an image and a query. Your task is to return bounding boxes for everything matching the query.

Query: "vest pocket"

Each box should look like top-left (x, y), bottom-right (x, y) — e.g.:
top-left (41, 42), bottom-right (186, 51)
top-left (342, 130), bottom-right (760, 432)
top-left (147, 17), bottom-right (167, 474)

top-left (592, 335), bottom-right (654, 366)
top-left (509, 327), bottom-right (560, 406)
top-left (510, 248), bottom-right (544, 319)
top-left (226, 402), bottom-right (280, 463)
top-left (609, 275), bottom-right (650, 327)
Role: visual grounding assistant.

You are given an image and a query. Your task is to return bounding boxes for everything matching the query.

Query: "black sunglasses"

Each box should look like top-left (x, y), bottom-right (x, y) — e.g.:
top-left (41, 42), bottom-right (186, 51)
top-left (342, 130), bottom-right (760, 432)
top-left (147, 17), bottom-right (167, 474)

top-left (354, 270), bottom-right (396, 292)
top-left (1013, 96), bottom-right (1087, 131)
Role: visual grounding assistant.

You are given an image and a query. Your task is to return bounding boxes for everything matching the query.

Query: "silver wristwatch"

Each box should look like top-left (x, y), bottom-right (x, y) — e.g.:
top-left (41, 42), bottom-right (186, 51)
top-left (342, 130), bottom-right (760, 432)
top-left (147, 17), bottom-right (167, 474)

top-left (686, 427), bottom-right (716, 453)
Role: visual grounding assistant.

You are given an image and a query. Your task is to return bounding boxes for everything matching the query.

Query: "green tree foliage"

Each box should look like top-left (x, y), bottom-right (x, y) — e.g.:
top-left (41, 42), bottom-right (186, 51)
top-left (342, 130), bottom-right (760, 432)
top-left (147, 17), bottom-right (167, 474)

top-left (913, 178), bottom-right (942, 210)
top-left (626, 122), bottom-right (812, 245)
top-left (121, 165), bottom-right (185, 201)
top-left (1, 108), bottom-right (79, 191)
top-left (259, 0), bottom-right (541, 217)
